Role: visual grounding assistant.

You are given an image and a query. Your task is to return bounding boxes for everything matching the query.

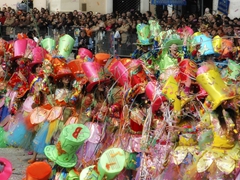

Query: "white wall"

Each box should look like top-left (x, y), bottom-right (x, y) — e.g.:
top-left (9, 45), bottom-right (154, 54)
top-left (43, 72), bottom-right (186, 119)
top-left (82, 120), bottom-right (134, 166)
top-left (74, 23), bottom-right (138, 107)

top-left (2, 0), bottom-right (19, 10)
top-left (140, 0), bottom-right (150, 14)
top-left (83, 0), bottom-right (106, 14)
top-left (150, 4), bottom-right (155, 16)
top-left (106, 0), bottom-right (113, 13)
top-left (2, 0), bottom-right (47, 11)
top-left (60, 0), bottom-right (79, 12)
top-left (3, 0), bottom-right (151, 14)
top-left (212, 0), bottom-right (218, 15)
top-left (228, 0), bottom-right (240, 19)
top-left (49, 0), bottom-right (61, 12)
top-left (34, 0), bottom-right (47, 10)
top-left (213, 0), bottom-right (240, 19)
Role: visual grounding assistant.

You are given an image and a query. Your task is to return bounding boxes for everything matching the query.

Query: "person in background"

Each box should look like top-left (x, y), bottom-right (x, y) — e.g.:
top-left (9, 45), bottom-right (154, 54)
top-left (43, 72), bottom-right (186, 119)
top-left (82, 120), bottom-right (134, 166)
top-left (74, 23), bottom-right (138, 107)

top-left (162, 10), bottom-right (168, 20)
top-left (0, 11), bottom-right (6, 25)
top-left (117, 19), bottom-right (130, 46)
top-left (65, 16), bottom-right (74, 33)
top-left (74, 30), bottom-right (91, 58)
top-left (203, 8), bottom-right (212, 20)
top-left (78, 30), bottom-right (90, 49)
top-left (145, 11), bottom-right (152, 20)
top-left (3, 12), bottom-right (15, 36)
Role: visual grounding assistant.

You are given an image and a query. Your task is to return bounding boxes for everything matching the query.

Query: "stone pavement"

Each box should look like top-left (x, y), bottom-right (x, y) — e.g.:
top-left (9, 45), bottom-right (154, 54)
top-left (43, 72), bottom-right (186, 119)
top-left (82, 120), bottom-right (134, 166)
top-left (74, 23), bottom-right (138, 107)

top-left (0, 147), bottom-right (47, 180)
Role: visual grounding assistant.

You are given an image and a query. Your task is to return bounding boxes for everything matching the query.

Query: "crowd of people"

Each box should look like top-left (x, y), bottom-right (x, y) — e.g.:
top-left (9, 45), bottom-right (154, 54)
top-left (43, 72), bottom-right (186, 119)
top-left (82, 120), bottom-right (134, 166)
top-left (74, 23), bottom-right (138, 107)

top-left (1, 6), bottom-right (240, 56)
top-left (1, 4), bottom-right (240, 180)
top-left (0, 6), bottom-right (239, 38)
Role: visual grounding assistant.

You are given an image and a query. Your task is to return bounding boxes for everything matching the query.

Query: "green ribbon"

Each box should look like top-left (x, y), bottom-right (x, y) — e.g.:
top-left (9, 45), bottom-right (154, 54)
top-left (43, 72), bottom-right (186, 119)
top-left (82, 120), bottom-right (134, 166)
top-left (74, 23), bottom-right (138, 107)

top-left (4, 96), bottom-right (11, 107)
top-left (158, 53), bottom-right (178, 72)
top-left (130, 65), bottom-right (143, 76)
top-left (0, 127), bottom-right (7, 148)
top-left (67, 169), bottom-right (79, 180)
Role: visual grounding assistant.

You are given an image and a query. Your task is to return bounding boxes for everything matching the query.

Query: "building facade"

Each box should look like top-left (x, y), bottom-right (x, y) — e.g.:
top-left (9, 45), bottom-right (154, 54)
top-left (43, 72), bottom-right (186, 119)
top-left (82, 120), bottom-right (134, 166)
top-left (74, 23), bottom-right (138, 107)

top-left (3, 0), bottom-right (240, 19)
top-left (46, 0), bottom-right (150, 14)
top-left (213, 0), bottom-right (239, 19)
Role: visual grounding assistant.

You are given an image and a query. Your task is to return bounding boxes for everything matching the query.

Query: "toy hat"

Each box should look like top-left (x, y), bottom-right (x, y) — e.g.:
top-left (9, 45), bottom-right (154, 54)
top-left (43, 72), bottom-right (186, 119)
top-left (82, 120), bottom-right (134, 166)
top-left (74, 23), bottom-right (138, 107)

top-left (41, 37), bottom-right (56, 53)
top-left (106, 57), bottom-right (118, 71)
top-left (51, 57), bottom-right (74, 80)
top-left (79, 165), bottom-right (100, 180)
top-left (12, 39), bottom-right (28, 60)
top-left (196, 66), bottom-right (235, 110)
top-left (125, 60), bottom-right (148, 87)
top-left (136, 23), bottom-right (153, 45)
top-left (78, 48), bottom-right (93, 60)
top-left (12, 38), bottom-right (37, 61)
top-left (54, 64), bottom-right (74, 81)
top-left (194, 35), bottom-right (215, 56)
top-left (26, 38), bottom-right (38, 51)
top-left (94, 53), bottom-right (111, 66)
top-left (109, 60), bottom-right (129, 87)
top-left (227, 60), bottom-right (240, 80)
top-left (192, 32), bottom-right (202, 37)
top-left (212, 35), bottom-right (222, 54)
top-left (30, 47), bottom-right (48, 67)
top-left (221, 39), bottom-right (233, 59)
top-left (162, 76), bottom-right (188, 112)
top-left (190, 32), bottom-right (202, 52)
top-left (145, 81), bottom-right (167, 112)
top-left (22, 162), bottom-right (52, 180)
top-left (105, 57), bottom-right (129, 75)
top-left (25, 38), bottom-right (38, 59)
top-left (0, 157), bottom-right (12, 180)
top-left (68, 59), bottom-right (87, 83)
top-left (162, 33), bottom-right (183, 53)
top-left (57, 34), bottom-right (74, 59)
top-left (82, 61), bottom-right (109, 92)
top-left (98, 148), bottom-right (126, 180)
top-left (44, 124), bottom-right (90, 168)
top-left (51, 57), bottom-right (67, 72)
top-left (178, 59), bottom-right (198, 83)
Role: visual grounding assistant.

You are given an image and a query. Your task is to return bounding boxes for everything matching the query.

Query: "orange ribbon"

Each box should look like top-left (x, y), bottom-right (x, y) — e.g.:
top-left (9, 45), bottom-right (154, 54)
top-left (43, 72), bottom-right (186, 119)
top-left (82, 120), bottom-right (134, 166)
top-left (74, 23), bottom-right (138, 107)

top-left (56, 141), bottom-right (66, 156)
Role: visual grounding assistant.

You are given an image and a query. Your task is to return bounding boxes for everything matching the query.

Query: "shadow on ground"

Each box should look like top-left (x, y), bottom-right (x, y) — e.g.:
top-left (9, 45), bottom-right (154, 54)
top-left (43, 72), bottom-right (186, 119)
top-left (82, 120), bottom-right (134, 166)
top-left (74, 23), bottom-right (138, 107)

top-left (0, 147), bottom-right (48, 180)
